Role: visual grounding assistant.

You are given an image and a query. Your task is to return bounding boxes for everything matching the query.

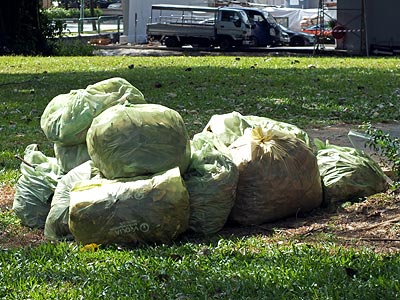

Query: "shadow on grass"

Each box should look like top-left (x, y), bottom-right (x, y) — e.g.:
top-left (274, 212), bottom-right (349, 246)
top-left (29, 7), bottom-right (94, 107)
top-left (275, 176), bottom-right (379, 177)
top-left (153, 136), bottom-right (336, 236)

top-left (0, 60), bottom-right (398, 174)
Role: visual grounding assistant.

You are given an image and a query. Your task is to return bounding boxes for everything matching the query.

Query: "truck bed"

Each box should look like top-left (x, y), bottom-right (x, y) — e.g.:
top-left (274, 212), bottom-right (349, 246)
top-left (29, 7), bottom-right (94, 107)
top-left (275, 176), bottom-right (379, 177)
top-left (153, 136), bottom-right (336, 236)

top-left (147, 23), bottom-right (215, 38)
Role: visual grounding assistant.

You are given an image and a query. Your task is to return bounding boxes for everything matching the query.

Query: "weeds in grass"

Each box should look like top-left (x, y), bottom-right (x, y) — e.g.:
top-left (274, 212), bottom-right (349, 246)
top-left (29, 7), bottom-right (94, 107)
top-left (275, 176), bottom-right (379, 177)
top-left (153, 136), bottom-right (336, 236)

top-left (363, 123), bottom-right (400, 187)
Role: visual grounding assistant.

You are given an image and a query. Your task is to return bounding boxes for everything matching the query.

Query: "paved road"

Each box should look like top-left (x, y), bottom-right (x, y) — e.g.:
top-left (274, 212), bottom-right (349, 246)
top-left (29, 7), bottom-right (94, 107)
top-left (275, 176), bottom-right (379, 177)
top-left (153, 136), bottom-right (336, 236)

top-left (66, 22), bottom-right (123, 33)
top-left (94, 44), bottom-right (337, 57)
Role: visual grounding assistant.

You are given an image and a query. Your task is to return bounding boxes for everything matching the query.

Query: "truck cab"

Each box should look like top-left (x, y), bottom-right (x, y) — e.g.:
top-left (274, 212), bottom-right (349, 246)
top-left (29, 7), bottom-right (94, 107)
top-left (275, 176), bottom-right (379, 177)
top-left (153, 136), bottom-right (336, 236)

top-left (216, 7), bottom-right (254, 49)
top-left (236, 7), bottom-right (287, 46)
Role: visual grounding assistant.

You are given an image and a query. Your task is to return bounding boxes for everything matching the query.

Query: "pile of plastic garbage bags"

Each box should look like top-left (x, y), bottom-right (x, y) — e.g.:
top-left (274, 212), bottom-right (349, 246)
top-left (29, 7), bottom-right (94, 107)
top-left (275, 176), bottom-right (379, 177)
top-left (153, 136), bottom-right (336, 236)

top-left (12, 77), bottom-right (389, 245)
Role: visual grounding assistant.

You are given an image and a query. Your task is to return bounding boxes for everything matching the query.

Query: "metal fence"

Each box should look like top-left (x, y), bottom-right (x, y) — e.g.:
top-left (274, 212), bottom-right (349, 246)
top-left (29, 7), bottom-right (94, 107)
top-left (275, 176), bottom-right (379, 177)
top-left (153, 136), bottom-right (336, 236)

top-left (53, 15), bottom-right (123, 37)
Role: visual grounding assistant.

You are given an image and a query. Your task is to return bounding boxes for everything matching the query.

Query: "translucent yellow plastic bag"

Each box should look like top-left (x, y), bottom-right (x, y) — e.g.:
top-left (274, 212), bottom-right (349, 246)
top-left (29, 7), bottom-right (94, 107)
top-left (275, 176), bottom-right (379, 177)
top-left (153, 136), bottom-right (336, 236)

top-left (229, 127), bottom-right (322, 225)
top-left (315, 139), bottom-right (389, 205)
top-left (86, 103), bottom-right (191, 179)
top-left (184, 132), bottom-right (238, 235)
top-left (41, 77), bottom-right (146, 146)
top-left (44, 160), bottom-right (99, 241)
top-left (69, 167), bottom-right (189, 245)
top-left (203, 111), bottom-right (310, 147)
top-left (54, 142), bottom-right (90, 174)
top-left (13, 144), bottom-right (61, 228)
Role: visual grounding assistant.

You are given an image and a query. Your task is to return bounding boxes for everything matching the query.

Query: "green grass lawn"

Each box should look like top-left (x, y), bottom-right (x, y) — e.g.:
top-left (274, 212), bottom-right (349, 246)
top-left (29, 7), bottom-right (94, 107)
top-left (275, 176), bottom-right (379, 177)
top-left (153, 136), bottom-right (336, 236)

top-left (1, 55), bottom-right (400, 299)
top-left (1, 55), bottom-right (399, 184)
top-left (1, 239), bottom-right (400, 299)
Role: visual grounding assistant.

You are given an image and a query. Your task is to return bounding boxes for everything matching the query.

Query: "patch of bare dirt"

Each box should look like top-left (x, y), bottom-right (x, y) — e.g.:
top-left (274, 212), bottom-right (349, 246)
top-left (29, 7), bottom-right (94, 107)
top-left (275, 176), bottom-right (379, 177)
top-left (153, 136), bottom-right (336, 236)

top-left (212, 189), bottom-right (400, 254)
top-left (306, 121), bottom-right (400, 149)
top-left (0, 185), bottom-right (14, 211)
top-left (1, 122), bottom-right (399, 252)
top-left (0, 185), bottom-right (45, 249)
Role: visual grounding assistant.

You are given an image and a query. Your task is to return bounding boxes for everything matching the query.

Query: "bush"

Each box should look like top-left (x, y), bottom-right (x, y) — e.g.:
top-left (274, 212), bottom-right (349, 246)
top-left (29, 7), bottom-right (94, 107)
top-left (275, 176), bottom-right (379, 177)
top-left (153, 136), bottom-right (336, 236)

top-left (363, 123), bottom-right (400, 187)
top-left (43, 7), bottom-right (103, 19)
top-left (40, 9), bottom-right (67, 39)
top-left (49, 38), bottom-right (95, 56)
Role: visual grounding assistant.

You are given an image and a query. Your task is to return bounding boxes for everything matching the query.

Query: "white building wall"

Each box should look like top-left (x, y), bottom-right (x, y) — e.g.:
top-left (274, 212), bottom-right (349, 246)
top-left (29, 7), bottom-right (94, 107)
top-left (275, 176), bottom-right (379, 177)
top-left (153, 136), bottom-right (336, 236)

top-left (253, 0), bottom-right (286, 6)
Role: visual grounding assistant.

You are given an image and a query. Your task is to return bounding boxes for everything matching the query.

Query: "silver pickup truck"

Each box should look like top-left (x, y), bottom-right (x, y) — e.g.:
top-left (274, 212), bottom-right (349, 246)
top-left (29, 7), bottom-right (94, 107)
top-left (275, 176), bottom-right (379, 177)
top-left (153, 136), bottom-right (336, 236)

top-left (146, 4), bottom-right (258, 50)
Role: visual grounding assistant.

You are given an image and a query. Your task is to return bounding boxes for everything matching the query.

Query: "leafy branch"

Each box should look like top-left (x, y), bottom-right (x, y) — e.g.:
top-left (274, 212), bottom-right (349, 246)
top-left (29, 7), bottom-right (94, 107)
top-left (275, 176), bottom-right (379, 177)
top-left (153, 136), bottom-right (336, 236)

top-left (362, 123), bottom-right (400, 187)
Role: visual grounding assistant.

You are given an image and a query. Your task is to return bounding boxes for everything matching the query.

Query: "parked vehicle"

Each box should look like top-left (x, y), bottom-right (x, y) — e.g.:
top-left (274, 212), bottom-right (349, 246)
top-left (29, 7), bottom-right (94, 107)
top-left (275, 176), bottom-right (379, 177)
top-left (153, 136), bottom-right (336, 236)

top-left (302, 24), bottom-right (334, 43)
top-left (146, 4), bottom-right (285, 49)
top-left (147, 4), bottom-right (252, 49)
top-left (96, 0), bottom-right (119, 9)
top-left (107, 1), bottom-right (121, 10)
top-left (302, 24), bottom-right (332, 37)
top-left (279, 24), bottom-right (315, 46)
top-left (235, 7), bottom-right (287, 47)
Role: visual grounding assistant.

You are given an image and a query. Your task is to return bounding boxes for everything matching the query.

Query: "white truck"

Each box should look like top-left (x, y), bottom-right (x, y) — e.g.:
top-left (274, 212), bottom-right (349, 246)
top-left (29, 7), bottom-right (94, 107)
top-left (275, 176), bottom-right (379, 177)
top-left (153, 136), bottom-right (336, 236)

top-left (146, 4), bottom-right (285, 50)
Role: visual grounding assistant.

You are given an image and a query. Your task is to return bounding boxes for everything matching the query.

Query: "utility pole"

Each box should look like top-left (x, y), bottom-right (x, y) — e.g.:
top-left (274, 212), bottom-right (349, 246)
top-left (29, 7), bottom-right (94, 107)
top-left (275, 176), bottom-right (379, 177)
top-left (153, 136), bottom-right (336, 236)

top-left (314, 0), bottom-right (326, 52)
top-left (79, 0), bottom-right (85, 34)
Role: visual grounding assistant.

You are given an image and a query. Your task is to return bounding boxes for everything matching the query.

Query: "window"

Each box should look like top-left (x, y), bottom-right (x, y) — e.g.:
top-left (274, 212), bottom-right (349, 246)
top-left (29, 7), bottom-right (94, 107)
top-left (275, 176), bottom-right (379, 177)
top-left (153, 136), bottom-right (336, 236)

top-left (221, 11), bottom-right (236, 22)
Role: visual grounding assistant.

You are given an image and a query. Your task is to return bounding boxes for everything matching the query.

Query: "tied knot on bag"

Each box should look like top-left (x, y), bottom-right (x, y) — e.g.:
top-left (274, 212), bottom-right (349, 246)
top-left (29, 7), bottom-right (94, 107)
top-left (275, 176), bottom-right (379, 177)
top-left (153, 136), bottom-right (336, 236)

top-left (250, 126), bottom-right (293, 161)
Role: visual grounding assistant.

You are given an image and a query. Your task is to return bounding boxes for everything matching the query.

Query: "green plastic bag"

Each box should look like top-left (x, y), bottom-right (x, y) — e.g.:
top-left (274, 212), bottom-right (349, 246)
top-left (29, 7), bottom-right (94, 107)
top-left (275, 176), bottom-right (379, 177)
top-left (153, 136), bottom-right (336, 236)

top-left (54, 142), bottom-right (90, 174)
top-left (41, 77), bottom-right (146, 146)
top-left (184, 132), bottom-right (239, 235)
top-left (315, 139), bottom-right (389, 205)
top-left (229, 127), bottom-right (322, 225)
top-left (203, 111), bottom-right (251, 146)
top-left (44, 161), bottom-right (99, 241)
top-left (13, 144), bottom-right (61, 228)
top-left (68, 167), bottom-right (189, 245)
top-left (203, 111), bottom-right (310, 147)
top-left (87, 103), bottom-right (191, 179)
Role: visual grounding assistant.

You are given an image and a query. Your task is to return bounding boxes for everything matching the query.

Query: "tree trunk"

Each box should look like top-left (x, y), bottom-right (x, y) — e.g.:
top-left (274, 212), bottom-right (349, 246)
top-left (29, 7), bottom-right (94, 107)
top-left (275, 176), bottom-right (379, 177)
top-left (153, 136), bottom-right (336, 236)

top-left (0, 0), bottom-right (46, 55)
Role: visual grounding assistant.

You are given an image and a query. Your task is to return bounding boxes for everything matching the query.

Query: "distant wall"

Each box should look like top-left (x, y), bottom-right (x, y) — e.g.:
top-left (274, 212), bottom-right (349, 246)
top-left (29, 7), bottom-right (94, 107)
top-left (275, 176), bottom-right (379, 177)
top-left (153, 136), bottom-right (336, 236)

top-left (337, 0), bottom-right (400, 55)
top-left (253, 0), bottom-right (286, 6)
top-left (284, 0), bottom-right (319, 9)
top-left (365, 1), bottom-right (400, 48)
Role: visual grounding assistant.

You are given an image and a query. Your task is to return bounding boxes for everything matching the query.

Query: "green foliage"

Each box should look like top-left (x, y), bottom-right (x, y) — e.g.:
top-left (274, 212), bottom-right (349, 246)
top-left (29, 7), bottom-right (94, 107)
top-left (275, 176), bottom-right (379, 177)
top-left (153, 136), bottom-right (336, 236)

top-left (43, 7), bottom-right (103, 19)
top-left (0, 210), bottom-right (20, 231)
top-left (363, 123), bottom-right (400, 186)
top-left (49, 39), bottom-right (95, 56)
top-left (40, 9), bottom-right (67, 39)
top-left (40, 7), bottom-right (103, 41)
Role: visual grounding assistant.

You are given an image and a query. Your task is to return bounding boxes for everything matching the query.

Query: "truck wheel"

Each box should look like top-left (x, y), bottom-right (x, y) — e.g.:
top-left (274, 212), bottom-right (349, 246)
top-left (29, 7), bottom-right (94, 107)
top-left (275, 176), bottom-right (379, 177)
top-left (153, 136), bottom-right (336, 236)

top-left (164, 37), bottom-right (180, 48)
top-left (219, 38), bottom-right (232, 51)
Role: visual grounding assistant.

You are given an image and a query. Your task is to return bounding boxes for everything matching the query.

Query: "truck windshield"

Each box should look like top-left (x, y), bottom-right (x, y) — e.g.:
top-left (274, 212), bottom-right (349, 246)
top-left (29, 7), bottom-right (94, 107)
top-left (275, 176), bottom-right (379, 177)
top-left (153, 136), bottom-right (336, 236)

top-left (246, 10), bottom-right (277, 25)
top-left (238, 10), bottom-right (251, 26)
top-left (262, 11), bottom-right (278, 25)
